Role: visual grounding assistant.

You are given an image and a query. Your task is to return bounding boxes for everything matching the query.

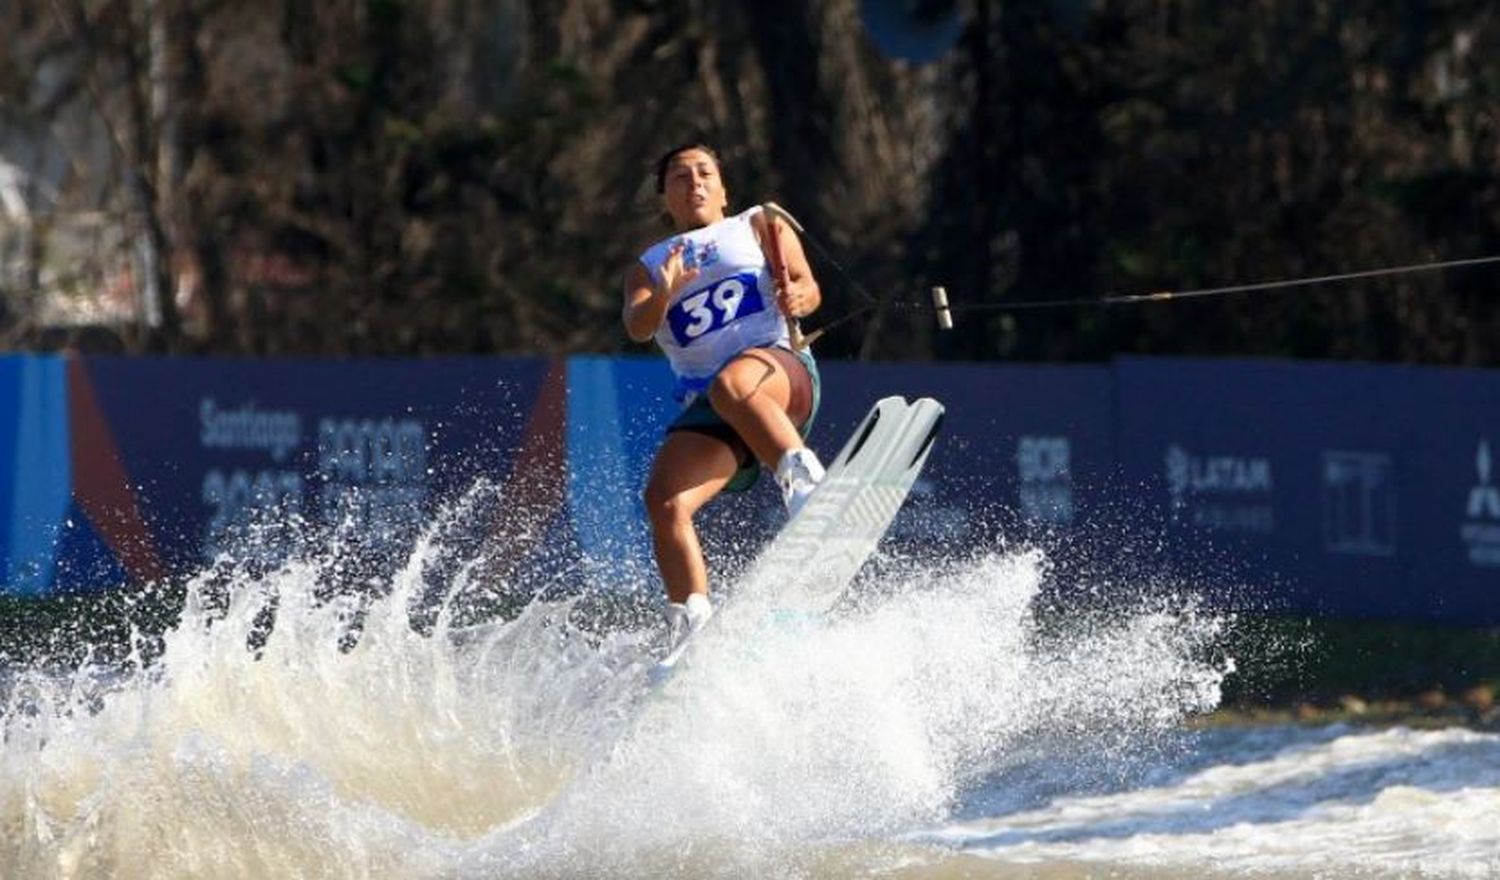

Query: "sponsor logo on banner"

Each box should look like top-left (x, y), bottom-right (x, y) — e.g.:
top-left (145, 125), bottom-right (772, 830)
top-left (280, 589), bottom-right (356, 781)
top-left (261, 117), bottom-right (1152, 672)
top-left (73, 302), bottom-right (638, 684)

top-left (316, 416), bottom-right (430, 546)
top-left (1017, 436), bottom-right (1074, 525)
top-left (1164, 444), bottom-right (1275, 534)
top-left (1462, 438), bottom-right (1500, 568)
top-left (1322, 451), bottom-right (1396, 556)
top-left (200, 399), bottom-right (303, 462)
top-left (199, 399), bottom-right (306, 560)
top-left (197, 397), bottom-right (430, 561)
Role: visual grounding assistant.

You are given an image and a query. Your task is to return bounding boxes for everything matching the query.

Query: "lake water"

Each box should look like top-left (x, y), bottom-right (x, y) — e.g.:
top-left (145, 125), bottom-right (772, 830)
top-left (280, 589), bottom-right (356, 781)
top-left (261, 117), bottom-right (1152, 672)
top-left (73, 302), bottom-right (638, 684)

top-left (3, 498), bottom-right (1494, 879)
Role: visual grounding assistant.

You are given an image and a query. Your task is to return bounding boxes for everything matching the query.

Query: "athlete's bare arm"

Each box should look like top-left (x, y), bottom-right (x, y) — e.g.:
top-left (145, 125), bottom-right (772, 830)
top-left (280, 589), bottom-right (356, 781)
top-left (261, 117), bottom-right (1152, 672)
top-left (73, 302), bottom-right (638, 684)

top-left (622, 243), bottom-right (700, 342)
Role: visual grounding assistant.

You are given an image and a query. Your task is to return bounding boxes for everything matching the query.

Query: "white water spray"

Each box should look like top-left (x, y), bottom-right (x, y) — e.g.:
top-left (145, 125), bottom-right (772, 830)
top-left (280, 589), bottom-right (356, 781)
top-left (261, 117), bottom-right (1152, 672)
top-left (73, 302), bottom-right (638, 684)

top-left (0, 486), bottom-right (1232, 879)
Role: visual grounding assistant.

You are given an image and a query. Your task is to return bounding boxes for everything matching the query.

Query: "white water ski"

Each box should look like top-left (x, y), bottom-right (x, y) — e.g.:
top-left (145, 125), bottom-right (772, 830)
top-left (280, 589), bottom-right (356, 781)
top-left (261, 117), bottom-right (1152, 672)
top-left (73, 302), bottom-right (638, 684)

top-left (654, 395), bottom-right (945, 679)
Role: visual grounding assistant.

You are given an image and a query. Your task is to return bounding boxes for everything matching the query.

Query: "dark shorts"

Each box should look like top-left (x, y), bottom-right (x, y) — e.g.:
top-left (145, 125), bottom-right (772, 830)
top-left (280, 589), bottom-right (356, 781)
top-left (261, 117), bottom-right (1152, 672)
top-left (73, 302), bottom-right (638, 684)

top-left (667, 346), bottom-right (821, 493)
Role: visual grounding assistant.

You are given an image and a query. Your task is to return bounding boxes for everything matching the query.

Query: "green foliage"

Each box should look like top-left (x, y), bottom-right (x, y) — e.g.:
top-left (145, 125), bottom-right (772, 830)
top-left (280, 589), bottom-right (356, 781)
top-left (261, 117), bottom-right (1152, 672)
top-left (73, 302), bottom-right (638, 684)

top-left (1222, 614), bottom-right (1500, 707)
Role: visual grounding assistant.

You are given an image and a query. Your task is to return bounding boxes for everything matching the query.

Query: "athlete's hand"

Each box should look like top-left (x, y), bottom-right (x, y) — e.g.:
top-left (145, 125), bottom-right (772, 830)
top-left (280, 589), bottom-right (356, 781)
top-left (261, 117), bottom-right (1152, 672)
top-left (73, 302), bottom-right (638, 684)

top-left (659, 242), bottom-right (700, 299)
top-left (764, 218), bottom-right (808, 318)
top-left (778, 271), bottom-right (811, 318)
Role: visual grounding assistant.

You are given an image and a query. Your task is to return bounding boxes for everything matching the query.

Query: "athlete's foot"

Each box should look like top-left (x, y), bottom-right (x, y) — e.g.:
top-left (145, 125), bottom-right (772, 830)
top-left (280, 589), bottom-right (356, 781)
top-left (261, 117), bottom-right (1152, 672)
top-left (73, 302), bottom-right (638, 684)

top-left (776, 447), bottom-right (825, 519)
top-left (659, 593), bottom-right (715, 672)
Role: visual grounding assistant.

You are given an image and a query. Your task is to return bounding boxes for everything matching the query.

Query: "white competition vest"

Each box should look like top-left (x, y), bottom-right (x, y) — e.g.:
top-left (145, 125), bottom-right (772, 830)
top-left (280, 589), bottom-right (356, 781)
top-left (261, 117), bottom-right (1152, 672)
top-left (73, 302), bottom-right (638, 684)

top-left (638, 206), bottom-right (792, 401)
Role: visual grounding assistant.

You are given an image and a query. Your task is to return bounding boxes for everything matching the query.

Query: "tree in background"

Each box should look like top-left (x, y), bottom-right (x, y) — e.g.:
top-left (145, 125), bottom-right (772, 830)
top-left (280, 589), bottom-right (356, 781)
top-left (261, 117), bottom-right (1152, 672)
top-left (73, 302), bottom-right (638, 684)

top-left (1080, 0), bottom-right (1500, 366)
top-left (0, 0), bottom-right (1495, 364)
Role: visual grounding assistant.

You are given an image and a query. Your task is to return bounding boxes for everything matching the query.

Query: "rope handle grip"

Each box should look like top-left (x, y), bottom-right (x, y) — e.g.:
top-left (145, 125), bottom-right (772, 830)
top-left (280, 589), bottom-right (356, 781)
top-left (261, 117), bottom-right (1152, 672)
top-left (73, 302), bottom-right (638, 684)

top-left (761, 201), bottom-right (809, 351)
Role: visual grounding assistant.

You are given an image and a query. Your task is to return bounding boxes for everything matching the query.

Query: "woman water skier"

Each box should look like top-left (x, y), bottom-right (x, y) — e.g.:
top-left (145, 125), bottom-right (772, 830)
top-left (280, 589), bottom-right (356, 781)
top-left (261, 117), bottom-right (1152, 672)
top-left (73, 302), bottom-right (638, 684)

top-left (622, 143), bottom-right (826, 655)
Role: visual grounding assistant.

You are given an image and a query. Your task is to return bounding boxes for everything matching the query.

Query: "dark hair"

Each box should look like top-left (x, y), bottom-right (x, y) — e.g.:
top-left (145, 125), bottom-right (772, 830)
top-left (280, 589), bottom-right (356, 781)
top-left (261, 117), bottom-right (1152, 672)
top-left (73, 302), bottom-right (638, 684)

top-left (654, 143), bottom-right (721, 194)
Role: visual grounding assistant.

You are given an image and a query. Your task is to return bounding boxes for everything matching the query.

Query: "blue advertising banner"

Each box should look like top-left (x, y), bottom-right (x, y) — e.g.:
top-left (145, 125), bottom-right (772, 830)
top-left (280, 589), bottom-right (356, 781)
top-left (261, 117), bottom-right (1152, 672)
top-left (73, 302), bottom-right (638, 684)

top-left (559, 358), bottom-right (1115, 591)
top-left (0, 353), bottom-right (1495, 622)
top-left (1405, 367), bottom-right (1500, 623)
top-left (55, 356), bottom-right (560, 592)
top-left (1114, 357), bottom-right (1500, 623)
top-left (0, 356), bottom-right (69, 595)
top-left (815, 361), bottom-right (1115, 550)
top-left (565, 355), bottom-right (678, 589)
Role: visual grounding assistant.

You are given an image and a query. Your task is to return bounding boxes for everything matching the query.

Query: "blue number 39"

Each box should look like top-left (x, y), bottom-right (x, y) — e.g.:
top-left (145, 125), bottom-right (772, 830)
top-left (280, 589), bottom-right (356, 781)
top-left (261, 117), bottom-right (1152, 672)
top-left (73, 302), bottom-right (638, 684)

top-left (667, 272), bottom-right (766, 347)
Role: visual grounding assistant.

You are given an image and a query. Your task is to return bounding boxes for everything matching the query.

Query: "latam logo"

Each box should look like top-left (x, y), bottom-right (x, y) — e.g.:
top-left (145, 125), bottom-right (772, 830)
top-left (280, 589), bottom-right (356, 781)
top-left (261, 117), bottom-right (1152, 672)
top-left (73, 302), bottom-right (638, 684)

top-left (1462, 439), bottom-right (1500, 569)
top-left (1164, 444), bottom-right (1275, 534)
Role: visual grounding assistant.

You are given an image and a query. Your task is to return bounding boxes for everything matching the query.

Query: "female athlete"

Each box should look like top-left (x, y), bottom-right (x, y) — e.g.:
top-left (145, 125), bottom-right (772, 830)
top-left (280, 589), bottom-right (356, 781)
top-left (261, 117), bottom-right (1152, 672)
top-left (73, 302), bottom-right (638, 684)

top-left (621, 144), bottom-right (825, 655)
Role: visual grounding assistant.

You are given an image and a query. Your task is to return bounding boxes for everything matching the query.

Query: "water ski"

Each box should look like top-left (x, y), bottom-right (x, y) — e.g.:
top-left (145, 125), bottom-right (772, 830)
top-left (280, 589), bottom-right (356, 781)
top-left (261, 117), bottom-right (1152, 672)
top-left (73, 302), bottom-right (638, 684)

top-left (655, 395), bottom-right (945, 680)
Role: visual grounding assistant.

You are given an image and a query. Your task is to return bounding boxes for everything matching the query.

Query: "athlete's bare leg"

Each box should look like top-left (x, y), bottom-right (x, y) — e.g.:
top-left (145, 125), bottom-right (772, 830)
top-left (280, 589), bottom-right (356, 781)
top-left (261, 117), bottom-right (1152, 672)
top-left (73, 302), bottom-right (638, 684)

top-left (706, 348), bottom-right (803, 468)
top-left (643, 430), bottom-right (740, 603)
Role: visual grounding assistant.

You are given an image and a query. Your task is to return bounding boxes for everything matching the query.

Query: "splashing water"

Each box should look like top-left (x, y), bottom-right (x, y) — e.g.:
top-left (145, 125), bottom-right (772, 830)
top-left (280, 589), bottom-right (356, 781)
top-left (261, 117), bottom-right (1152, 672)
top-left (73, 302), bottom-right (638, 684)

top-left (0, 487), bottom-right (1232, 879)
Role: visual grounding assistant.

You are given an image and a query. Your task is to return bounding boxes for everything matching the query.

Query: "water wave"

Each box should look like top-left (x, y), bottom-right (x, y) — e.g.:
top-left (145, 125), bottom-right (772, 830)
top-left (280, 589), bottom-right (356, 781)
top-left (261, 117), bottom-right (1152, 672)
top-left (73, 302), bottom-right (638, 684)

top-left (1, 486), bottom-right (1232, 879)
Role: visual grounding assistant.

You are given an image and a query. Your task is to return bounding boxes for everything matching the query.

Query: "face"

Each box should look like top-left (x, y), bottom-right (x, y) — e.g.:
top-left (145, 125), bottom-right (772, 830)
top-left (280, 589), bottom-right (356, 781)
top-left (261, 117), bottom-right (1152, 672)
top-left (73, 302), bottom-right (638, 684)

top-left (660, 149), bottom-right (728, 230)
